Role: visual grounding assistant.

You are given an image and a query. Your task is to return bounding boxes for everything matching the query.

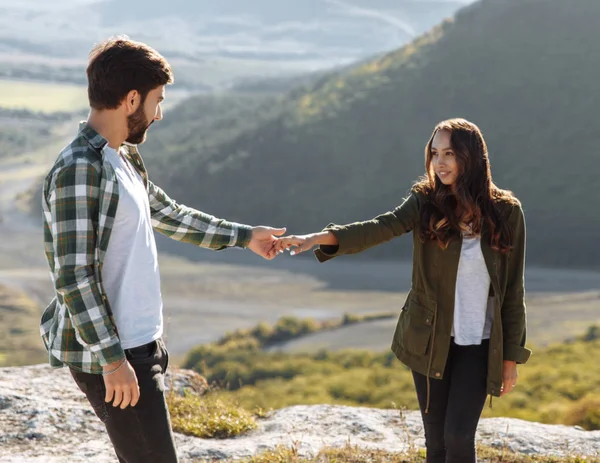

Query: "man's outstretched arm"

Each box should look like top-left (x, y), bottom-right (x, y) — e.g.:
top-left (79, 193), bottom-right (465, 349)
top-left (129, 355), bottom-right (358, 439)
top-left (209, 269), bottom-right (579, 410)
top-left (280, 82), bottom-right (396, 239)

top-left (147, 180), bottom-right (284, 259)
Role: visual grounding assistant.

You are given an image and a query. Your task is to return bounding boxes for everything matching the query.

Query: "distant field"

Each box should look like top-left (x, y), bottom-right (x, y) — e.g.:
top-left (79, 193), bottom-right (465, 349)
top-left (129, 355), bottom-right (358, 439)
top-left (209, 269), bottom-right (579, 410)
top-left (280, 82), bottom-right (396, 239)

top-left (0, 79), bottom-right (87, 113)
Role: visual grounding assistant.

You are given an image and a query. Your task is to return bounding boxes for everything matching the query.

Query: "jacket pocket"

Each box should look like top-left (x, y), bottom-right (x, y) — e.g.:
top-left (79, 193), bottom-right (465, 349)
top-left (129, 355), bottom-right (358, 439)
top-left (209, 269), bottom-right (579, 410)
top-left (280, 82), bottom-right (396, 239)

top-left (395, 298), bottom-right (435, 356)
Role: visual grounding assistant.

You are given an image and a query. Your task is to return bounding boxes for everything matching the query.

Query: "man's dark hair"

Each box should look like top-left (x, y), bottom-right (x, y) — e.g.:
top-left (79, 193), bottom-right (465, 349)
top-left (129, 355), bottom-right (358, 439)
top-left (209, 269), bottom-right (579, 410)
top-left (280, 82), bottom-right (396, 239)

top-left (87, 36), bottom-right (174, 110)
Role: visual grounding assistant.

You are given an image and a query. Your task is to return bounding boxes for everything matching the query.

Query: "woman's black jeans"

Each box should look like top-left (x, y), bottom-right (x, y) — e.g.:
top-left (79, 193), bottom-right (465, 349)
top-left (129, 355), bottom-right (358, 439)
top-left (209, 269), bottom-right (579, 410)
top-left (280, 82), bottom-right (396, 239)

top-left (412, 339), bottom-right (490, 463)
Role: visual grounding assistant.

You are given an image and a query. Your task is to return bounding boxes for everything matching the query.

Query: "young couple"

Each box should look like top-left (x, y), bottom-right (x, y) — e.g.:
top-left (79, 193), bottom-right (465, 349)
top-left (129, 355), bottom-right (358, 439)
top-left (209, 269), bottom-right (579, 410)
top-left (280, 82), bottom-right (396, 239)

top-left (41, 37), bottom-right (530, 463)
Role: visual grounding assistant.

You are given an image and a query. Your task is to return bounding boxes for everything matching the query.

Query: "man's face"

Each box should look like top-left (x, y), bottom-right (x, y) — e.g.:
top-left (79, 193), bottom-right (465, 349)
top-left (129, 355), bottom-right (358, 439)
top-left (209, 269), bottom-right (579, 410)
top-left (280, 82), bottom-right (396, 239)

top-left (126, 86), bottom-right (165, 145)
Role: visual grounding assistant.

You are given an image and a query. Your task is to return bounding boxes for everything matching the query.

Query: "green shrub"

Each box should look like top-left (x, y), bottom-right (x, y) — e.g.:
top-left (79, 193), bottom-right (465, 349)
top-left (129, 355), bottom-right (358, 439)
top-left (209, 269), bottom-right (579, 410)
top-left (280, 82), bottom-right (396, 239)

top-left (167, 392), bottom-right (256, 439)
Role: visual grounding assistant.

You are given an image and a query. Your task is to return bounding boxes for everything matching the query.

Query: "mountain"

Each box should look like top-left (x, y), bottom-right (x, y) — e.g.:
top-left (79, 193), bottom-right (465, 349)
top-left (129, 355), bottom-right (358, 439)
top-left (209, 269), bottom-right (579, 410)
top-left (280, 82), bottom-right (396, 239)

top-left (0, 0), bottom-right (470, 89)
top-left (141, 0), bottom-right (600, 269)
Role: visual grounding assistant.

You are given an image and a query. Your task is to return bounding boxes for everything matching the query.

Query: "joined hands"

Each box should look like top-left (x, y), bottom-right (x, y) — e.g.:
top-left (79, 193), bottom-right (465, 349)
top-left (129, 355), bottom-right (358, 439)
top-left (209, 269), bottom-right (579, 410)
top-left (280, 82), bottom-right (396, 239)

top-left (249, 229), bottom-right (337, 259)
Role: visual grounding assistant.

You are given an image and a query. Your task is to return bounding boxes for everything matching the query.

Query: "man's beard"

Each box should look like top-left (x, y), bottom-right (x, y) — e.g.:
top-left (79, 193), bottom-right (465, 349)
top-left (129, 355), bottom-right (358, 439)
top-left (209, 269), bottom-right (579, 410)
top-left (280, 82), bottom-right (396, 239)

top-left (126, 105), bottom-right (152, 144)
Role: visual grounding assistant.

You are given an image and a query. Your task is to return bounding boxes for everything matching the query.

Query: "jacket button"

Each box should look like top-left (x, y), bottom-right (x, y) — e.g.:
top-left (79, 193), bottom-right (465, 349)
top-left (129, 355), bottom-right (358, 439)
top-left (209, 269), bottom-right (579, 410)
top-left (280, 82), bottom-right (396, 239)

top-left (435, 372), bottom-right (441, 377)
top-left (493, 349), bottom-right (497, 354)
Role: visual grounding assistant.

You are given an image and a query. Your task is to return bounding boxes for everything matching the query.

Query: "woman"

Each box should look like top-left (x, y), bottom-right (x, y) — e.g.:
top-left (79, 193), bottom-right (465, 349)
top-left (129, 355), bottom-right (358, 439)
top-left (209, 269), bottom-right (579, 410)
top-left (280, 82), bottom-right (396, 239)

top-left (278, 118), bottom-right (531, 463)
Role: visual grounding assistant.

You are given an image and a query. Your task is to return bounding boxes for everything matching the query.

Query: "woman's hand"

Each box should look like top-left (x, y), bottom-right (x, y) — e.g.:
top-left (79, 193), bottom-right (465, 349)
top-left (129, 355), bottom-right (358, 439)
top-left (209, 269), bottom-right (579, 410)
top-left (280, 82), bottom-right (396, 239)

top-left (500, 360), bottom-right (518, 396)
top-left (276, 231), bottom-right (338, 255)
top-left (277, 234), bottom-right (320, 255)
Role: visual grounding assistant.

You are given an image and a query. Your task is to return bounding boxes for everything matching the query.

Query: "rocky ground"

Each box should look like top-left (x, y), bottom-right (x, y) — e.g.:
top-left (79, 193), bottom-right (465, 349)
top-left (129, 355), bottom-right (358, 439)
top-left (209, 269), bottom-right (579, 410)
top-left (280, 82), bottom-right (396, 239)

top-left (1, 365), bottom-right (599, 462)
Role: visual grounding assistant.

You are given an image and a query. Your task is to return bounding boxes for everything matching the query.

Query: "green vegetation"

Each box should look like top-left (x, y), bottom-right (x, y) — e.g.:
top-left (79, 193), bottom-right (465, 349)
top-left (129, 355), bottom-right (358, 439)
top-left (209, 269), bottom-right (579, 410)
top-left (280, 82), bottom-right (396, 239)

top-left (0, 79), bottom-right (87, 113)
top-left (0, 284), bottom-right (46, 367)
top-left (143, 92), bottom-right (282, 177)
top-left (181, 316), bottom-right (600, 431)
top-left (168, 392), bottom-right (257, 439)
top-left (142, 0), bottom-right (600, 269)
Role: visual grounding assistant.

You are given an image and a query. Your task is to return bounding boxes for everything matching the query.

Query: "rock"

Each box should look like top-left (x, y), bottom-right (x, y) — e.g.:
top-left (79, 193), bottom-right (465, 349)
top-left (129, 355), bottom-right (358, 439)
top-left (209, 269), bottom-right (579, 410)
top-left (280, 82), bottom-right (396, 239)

top-left (165, 368), bottom-right (209, 397)
top-left (1, 364), bottom-right (599, 462)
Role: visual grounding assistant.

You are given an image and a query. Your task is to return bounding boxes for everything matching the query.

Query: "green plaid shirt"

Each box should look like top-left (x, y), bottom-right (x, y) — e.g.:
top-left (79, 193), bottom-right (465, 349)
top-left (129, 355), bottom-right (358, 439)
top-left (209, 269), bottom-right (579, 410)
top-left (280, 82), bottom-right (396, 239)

top-left (41, 122), bottom-right (252, 374)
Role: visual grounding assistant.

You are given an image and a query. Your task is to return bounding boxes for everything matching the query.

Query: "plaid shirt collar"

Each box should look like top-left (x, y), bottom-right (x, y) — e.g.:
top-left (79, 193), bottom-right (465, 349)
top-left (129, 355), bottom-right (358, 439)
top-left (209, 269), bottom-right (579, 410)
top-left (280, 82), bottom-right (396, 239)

top-left (78, 121), bottom-right (148, 185)
top-left (79, 121), bottom-right (108, 151)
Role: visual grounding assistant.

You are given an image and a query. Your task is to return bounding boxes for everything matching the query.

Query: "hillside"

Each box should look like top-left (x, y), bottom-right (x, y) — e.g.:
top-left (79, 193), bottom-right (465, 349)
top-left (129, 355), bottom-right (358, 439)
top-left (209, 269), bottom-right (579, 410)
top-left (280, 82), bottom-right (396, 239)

top-left (142, 0), bottom-right (600, 269)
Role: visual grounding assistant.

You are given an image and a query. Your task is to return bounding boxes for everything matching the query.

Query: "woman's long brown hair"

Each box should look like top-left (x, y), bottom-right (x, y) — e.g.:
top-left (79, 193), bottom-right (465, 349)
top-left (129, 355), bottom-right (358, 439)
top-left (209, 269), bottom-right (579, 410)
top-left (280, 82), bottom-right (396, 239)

top-left (413, 118), bottom-right (518, 252)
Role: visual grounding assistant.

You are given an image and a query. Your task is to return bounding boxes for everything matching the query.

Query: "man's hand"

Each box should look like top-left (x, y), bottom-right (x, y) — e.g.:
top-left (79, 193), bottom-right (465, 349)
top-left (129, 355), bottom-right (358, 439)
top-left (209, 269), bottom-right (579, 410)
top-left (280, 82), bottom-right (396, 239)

top-left (103, 359), bottom-right (140, 409)
top-left (248, 226), bottom-right (286, 260)
top-left (500, 360), bottom-right (518, 396)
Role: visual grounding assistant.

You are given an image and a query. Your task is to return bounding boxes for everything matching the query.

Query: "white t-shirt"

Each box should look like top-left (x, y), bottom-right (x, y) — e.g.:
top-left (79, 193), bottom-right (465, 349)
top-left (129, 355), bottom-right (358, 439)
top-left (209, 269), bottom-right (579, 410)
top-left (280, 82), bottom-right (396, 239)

top-left (101, 145), bottom-right (163, 349)
top-left (451, 236), bottom-right (494, 345)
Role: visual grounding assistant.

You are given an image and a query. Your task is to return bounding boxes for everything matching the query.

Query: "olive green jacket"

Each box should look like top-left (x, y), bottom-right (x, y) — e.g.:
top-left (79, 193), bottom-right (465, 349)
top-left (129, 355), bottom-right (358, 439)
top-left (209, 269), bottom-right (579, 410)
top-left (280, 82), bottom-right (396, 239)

top-left (314, 190), bottom-right (531, 397)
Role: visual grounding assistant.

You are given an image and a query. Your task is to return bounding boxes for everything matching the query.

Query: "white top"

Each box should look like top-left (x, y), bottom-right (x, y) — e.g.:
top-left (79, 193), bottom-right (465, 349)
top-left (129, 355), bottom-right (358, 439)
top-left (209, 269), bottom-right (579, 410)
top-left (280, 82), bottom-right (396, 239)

top-left (451, 236), bottom-right (494, 345)
top-left (101, 145), bottom-right (163, 349)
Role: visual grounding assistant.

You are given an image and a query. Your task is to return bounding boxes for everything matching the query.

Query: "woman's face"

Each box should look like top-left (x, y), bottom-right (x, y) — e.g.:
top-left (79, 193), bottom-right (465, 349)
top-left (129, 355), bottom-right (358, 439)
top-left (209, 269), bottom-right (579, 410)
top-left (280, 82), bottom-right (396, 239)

top-left (430, 129), bottom-right (459, 186)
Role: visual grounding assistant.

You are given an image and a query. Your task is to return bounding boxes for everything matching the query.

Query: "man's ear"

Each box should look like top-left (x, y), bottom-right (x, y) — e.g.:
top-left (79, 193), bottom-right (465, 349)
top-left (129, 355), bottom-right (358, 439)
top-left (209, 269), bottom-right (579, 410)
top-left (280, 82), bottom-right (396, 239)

top-left (123, 90), bottom-right (141, 115)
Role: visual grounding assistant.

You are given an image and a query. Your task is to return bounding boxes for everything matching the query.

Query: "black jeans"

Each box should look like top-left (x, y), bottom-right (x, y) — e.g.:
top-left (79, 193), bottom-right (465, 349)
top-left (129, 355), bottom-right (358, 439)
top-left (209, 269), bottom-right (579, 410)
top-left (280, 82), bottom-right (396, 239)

top-left (70, 338), bottom-right (178, 463)
top-left (412, 339), bottom-right (489, 463)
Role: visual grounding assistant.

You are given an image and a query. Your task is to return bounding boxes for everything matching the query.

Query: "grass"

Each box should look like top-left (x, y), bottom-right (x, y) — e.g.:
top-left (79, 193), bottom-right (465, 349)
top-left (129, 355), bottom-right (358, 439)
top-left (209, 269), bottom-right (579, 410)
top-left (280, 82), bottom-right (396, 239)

top-left (0, 79), bottom-right (87, 113)
top-left (168, 391), bottom-right (257, 439)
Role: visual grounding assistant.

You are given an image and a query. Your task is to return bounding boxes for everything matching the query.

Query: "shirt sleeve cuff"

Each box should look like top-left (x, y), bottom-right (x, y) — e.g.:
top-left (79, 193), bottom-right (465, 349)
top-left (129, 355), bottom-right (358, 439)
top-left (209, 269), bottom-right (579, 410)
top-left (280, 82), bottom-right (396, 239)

top-left (233, 224), bottom-right (253, 249)
top-left (504, 344), bottom-right (531, 364)
top-left (88, 335), bottom-right (125, 367)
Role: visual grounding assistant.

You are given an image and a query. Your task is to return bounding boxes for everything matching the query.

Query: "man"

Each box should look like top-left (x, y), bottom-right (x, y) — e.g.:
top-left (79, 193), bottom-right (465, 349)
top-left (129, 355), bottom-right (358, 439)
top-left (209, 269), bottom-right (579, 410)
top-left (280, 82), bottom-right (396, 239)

top-left (40, 36), bottom-right (284, 463)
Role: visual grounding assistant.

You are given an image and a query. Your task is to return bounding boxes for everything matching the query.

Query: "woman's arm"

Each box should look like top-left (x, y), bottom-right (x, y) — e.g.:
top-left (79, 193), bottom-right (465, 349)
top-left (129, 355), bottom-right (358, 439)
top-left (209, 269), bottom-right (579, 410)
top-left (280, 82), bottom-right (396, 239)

top-left (278, 191), bottom-right (421, 260)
